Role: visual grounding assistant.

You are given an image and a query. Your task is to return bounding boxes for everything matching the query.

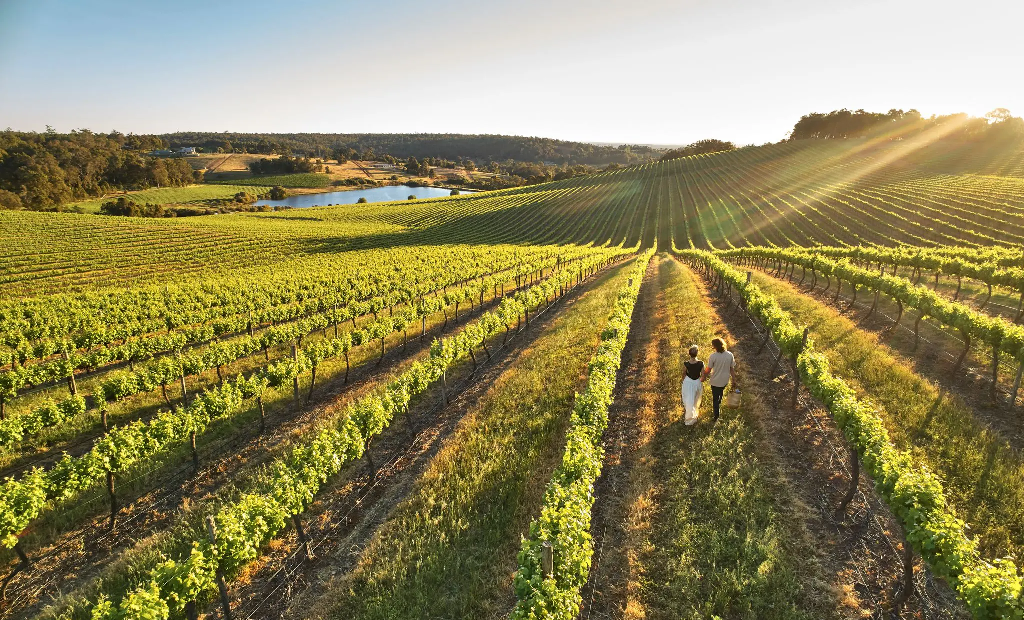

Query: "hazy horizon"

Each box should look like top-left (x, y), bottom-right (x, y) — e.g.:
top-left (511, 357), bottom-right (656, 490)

top-left (2, 0), bottom-right (1022, 145)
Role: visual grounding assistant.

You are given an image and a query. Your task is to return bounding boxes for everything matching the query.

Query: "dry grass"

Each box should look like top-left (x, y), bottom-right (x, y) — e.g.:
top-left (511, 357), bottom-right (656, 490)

top-left (186, 153), bottom-right (273, 173)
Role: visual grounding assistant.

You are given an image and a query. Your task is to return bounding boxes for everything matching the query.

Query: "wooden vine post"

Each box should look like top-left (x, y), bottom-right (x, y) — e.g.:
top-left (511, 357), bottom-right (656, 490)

top-left (867, 288), bottom-right (880, 318)
top-left (836, 442), bottom-right (860, 517)
top-left (179, 366), bottom-right (188, 402)
top-left (308, 361), bottom-right (318, 403)
top-left (792, 328), bottom-right (809, 408)
top-left (106, 469), bottom-right (117, 531)
top-left (190, 430), bottom-right (200, 473)
top-left (206, 516), bottom-right (233, 620)
top-left (890, 299), bottom-right (904, 332)
top-left (291, 344), bottom-right (300, 401)
top-left (541, 540), bottom-right (554, 578)
top-left (292, 514), bottom-right (314, 561)
top-left (440, 370), bottom-right (449, 405)
top-left (63, 349), bottom-right (77, 396)
top-left (894, 532), bottom-right (916, 608)
top-left (257, 395), bottom-right (266, 434)
top-left (741, 271), bottom-right (751, 311)
top-left (0, 541), bottom-right (30, 601)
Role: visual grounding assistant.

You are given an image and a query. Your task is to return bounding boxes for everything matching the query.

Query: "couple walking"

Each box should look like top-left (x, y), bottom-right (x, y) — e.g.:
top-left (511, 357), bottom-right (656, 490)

top-left (681, 338), bottom-right (735, 425)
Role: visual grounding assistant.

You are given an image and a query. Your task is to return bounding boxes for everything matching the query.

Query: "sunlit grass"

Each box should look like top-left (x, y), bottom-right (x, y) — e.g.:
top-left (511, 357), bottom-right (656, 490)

top-left (629, 257), bottom-right (825, 620)
top-left (308, 263), bottom-right (631, 620)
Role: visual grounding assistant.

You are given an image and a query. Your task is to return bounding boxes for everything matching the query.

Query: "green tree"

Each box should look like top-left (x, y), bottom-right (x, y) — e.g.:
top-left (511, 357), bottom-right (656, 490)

top-left (986, 108), bottom-right (1013, 123)
top-left (0, 189), bottom-right (22, 210)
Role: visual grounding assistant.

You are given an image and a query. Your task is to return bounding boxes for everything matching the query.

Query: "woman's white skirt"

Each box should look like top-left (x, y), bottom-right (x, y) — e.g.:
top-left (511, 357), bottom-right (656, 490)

top-left (682, 376), bottom-right (703, 424)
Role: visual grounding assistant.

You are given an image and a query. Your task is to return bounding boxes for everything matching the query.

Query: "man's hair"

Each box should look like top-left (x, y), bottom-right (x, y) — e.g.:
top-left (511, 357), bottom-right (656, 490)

top-left (711, 338), bottom-right (726, 352)
top-left (689, 345), bottom-right (699, 357)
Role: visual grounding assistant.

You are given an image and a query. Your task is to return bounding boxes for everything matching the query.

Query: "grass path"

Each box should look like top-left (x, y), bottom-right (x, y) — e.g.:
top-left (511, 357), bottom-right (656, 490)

top-left (304, 262), bottom-right (632, 620)
top-left (751, 270), bottom-right (1024, 561)
top-left (587, 255), bottom-right (834, 620)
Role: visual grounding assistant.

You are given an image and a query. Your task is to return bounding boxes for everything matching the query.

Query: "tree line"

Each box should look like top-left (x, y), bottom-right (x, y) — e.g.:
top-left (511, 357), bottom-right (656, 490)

top-left (660, 139), bottom-right (737, 161)
top-left (248, 155), bottom-right (325, 175)
top-left (0, 129), bottom-right (200, 211)
top-left (161, 132), bottom-right (661, 167)
top-left (98, 193), bottom-right (292, 218)
top-left (790, 108), bottom-right (1024, 141)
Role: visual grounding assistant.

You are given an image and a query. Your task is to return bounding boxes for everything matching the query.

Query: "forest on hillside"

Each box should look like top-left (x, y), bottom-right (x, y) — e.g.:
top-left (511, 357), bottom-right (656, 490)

top-left (0, 130), bottom-right (198, 210)
top-left (791, 108), bottom-right (1024, 140)
top-left (160, 132), bottom-right (663, 166)
top-left (3, 109), bottom-right (1023, 212)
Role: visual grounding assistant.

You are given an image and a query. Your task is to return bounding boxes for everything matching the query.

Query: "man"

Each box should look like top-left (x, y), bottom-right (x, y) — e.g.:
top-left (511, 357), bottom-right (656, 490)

top-left (704, 337), bottom-right (735, 422)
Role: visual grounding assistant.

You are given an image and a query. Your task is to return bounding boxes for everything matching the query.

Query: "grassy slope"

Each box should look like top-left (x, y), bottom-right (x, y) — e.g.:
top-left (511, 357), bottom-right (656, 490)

top-left (65, 184), bottom-right (271, 212)
top-left (751, 270), bottom-right (1024, 561)
top-left (307, 263), bottom-right (631, 620)
top-left (624, 256), bottom-right (828, 620)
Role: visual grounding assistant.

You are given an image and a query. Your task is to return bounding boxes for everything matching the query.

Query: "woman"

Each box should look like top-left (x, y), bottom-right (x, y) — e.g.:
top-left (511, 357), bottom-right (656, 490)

top-left (705, 337), bottom-right (736, 421)
top-left (681, 344), bottom-right (705, 425)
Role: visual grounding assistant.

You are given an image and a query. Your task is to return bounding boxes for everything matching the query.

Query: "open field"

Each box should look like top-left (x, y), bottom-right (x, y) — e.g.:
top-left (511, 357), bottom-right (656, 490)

top-left (63, 184), bottom-right (272, 213)
top-left (207, 172), bottom-right (332, 188)
top-left (3, 136), bottom-right (1024, 619)
top-left (184, 153), bottom-right (270, 174)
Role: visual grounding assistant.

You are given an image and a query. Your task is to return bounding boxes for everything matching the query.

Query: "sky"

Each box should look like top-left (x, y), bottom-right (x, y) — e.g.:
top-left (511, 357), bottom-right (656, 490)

top-left (1, 0), bottom-right (1022, 145)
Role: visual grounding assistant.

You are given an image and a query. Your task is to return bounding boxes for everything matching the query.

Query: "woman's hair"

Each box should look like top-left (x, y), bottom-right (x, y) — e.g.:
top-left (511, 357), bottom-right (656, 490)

top-left (711, 338), bottom-right (726, 353)
top-left (688, 345), bottom-right (699, 357)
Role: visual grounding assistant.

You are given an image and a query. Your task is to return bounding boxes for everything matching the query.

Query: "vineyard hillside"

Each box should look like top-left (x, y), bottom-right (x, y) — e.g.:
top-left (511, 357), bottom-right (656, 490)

top-left (2, 135), bottom-right (1024, 620)
top-left (5, 136), bottom-right (1024, 297)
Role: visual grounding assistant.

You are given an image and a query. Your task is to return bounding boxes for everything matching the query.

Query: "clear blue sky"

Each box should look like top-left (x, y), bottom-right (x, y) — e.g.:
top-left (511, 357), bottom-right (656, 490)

top-left (1, 0), bottom-right (1022, 145)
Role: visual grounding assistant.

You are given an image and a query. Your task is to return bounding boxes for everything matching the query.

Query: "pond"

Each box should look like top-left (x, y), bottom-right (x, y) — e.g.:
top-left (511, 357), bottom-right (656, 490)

top-left (254, 185), bottom-right (471, 208)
